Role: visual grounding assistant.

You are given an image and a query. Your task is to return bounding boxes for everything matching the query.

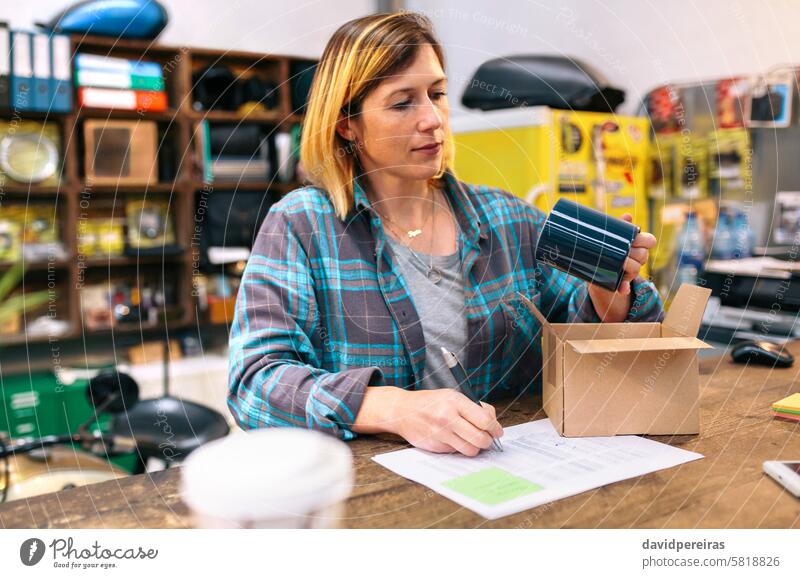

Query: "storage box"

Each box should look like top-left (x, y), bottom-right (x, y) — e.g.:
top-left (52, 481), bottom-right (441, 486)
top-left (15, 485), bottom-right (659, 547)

top-left (128, 339), bottom-right (182, 365)
top-left (518, 283), bottom-right (712, 437)
top-left (207, 295), bottom-right (236, 324)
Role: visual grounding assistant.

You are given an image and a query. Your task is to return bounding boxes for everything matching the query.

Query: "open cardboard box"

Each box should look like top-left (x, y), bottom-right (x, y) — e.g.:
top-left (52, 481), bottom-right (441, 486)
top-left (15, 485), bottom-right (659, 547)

top-left (518, 283), bottom-right (713, 437)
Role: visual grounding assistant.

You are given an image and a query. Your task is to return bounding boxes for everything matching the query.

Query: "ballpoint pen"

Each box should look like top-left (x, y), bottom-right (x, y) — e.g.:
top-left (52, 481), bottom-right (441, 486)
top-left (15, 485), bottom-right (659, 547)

top-left (439, 346), bottom-right (504, 452)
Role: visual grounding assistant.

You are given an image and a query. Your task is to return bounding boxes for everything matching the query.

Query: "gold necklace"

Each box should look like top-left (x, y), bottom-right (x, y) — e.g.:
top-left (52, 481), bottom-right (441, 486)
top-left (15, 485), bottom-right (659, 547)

top-left (375, 189), bottom-right (435, 239)
top-left (383, 189), bottom-right (457, 285)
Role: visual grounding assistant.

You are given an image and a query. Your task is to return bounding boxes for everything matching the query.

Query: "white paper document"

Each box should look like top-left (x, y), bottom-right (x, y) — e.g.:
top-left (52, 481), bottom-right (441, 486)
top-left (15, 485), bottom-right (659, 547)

top-left (372, 419), bottom-right (703, 520)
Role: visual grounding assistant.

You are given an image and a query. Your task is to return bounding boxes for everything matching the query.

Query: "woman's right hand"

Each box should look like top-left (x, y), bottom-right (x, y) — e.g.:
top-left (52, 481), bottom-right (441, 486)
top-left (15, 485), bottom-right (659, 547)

top-left (354, 386), bottom-right (504, 456)
top-left (389, 388), bottom-right (503, 456)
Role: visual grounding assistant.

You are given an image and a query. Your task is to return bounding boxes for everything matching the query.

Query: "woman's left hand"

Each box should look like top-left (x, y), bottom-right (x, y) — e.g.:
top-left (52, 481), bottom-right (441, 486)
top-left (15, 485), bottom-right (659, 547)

top-left (587, 214), bottom-right (657, 322)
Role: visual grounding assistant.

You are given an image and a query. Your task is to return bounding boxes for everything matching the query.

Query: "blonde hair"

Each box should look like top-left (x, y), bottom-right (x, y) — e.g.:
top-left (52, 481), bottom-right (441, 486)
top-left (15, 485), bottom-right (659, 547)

top-left (300, 12), bottom-right (454, 220)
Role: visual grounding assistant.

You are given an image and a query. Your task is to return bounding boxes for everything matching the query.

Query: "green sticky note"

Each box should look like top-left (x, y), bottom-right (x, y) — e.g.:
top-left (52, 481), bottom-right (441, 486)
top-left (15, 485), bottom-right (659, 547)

top-left (442, 466), bottom-right (543, 506)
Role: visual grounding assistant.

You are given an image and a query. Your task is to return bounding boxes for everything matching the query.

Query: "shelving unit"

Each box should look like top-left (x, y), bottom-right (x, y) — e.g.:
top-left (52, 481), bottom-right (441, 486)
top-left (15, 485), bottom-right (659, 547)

top-left (1, 34), bottom-right (312, 347)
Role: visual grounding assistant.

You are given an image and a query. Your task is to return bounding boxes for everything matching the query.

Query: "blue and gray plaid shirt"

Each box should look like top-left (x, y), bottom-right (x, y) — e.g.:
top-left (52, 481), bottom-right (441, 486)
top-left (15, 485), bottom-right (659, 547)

top-left (227, 171), bottom-right (664, 440)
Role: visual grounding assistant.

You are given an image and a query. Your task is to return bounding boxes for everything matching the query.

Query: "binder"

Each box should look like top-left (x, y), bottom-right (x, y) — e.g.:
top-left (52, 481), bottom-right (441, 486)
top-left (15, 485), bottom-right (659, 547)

top-left (50, 34), bottom-right (71, 112)
top-left (31, 32), bottom-right (51, 112)
top-left (0, 23), bottom-right (9, 109)
top-left (201, 119), bottom-right (212, 184)
top-left (10, 30), bottom-right (33, 110)
top-left (78, 86), bottom-right (167, 111)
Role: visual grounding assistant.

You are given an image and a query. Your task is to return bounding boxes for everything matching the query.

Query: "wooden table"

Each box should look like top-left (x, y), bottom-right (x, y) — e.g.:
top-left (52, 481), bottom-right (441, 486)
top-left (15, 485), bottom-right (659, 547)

top-left (2, 346), bottom-right (799, 529)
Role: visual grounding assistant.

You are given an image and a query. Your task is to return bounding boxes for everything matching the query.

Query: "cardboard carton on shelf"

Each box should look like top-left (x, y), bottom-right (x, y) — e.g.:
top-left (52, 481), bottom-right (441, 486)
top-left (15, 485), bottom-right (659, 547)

top-left (207, 295), bottom-right (236, 325)
top-left (128, 339), bottom-right (183, 365)
top-left (519, 283), bottom-right (713, 437)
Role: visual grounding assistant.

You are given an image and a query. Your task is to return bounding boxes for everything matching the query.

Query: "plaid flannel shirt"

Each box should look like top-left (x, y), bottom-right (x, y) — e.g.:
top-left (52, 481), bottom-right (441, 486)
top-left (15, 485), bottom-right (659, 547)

top-left (227, 171), bottom-right (664, 439)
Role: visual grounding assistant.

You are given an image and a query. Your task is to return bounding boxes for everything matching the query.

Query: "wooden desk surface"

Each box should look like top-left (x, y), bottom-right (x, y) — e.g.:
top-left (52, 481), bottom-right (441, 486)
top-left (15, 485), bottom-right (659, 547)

top-left (2, 345), bottom-right (799, 529)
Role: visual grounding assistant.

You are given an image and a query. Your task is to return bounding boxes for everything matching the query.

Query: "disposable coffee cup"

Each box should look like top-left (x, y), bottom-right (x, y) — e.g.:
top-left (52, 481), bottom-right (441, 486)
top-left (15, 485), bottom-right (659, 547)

top-left (535, 198), bottom-right (640, 292)
top-left (180, 429), bottom-right (354, 528)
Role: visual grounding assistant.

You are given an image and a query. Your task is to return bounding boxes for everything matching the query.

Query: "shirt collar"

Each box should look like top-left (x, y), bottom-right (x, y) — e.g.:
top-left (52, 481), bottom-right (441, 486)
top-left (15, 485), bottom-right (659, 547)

top-left (350, 171), bottom-right (488, 244)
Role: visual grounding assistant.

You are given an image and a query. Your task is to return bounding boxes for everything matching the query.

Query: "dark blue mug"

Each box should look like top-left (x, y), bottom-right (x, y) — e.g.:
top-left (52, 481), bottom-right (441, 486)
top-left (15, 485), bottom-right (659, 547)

top-left (535, 198), bottom-right (640, 292)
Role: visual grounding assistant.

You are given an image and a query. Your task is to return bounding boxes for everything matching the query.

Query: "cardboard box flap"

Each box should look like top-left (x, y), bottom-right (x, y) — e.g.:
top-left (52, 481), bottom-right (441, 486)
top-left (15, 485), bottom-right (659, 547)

top-left (662, 283), bottom-right (712, 337)
top-left (516, 291), bottom-right (549, 327)
top-left (567, 336), bottom-right (712, 354)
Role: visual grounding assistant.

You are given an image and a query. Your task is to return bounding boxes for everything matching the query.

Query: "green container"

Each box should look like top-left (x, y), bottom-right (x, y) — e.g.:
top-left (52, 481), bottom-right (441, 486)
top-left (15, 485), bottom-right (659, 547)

top-left (0, 369), bottom-right (139, 473)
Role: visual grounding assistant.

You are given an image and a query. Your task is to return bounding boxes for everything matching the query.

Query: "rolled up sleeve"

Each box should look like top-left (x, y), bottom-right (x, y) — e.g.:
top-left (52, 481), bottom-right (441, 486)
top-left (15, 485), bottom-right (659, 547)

top-left (565, 275), bottom-right (664, 323)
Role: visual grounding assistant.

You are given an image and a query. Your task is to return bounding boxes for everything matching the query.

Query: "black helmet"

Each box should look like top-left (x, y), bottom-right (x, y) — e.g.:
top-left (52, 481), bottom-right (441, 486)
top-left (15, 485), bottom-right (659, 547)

top-left (461, 55), bottom-right (625, 113)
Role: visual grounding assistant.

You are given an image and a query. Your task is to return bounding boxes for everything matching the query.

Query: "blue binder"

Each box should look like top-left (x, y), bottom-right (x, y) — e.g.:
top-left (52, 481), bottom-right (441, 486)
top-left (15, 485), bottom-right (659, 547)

top-left (31, 32), bottom-right (50, 112)
top-left (49, 33), bottom-right (71, 113)
top-left (0, 23), bottom-right (10, 109)
top-left (10, 30), bottom-right (33, 111)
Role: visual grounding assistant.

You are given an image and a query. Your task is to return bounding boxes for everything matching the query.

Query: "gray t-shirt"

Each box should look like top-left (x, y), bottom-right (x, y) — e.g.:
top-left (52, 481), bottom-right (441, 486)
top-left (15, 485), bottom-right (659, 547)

top-left (385, 220), bottom-right (467, 390)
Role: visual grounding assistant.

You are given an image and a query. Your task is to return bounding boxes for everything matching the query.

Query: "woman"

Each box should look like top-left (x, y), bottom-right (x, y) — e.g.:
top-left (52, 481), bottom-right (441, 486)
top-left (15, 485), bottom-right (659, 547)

top-left (227, 12), bottom-right (663, 456)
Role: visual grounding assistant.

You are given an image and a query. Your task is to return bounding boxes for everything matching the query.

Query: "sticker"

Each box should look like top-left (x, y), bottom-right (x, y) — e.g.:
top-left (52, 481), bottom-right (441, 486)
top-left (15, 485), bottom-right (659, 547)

top-left (442, 466), bottom-right (543, 506)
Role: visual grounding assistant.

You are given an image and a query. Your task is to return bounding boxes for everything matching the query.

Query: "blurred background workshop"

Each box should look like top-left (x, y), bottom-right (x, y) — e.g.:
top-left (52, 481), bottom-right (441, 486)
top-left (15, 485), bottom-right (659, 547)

top-left (0, 0), bottom-right (799, 506)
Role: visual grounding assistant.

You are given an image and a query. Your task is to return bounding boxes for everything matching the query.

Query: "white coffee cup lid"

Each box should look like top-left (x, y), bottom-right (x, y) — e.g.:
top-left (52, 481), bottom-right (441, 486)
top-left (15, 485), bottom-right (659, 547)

top-left (180, 429), bottom-right (354, 523)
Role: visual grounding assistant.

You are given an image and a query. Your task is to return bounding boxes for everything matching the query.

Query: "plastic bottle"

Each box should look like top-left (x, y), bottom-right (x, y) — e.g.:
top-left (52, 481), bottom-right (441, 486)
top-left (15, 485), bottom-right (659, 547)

top-left (711, 210), bottom-right (734, 260)
top-left (676, 211), bottom-right (705, 286)
top-left (732, 211), bottom-right (755, 259)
